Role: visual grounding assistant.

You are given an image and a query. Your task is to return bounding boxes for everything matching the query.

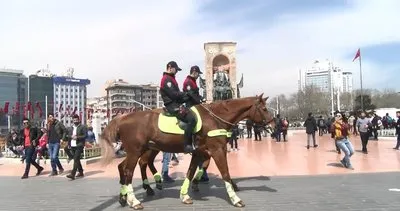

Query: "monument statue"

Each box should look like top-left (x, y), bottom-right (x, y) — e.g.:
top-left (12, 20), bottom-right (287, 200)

top-left (212, 65), bottom-right (233, 101)
top-left (204, 42), bottom-right (241, 102)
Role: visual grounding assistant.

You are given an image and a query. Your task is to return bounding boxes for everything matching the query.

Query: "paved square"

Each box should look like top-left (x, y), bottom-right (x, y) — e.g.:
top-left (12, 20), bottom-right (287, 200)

top-left (1, 172), bottom-right (400, 211)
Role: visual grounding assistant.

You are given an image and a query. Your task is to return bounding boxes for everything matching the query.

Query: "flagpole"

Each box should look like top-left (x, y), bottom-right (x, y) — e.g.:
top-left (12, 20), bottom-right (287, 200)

top-left (45, 95), bottom-right (48, 125)
top-left (359, 50), bottom-right (364, 111)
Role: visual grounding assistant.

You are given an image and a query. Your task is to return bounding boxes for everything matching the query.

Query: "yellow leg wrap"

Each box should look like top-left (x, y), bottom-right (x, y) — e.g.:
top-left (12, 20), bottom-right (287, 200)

top-left (125, 184), bottom-right (141, 207)
top-left (154, 172), bottom-right (161, 182)
top-left (195, 167), bottom-right (204, 180)
top-left (179, 178), bottom-right (191, 201)
top-left (224, 181), bottom-right (241, 205)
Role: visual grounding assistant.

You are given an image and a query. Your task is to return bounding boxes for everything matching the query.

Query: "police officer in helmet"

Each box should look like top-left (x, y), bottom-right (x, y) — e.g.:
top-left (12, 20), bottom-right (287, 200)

top-left (159, 61), bottom-right (197, 153)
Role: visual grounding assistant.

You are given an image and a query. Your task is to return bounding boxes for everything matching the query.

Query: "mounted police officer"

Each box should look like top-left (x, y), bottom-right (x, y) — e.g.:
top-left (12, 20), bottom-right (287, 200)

top-left (160, 61), bottom-right (197, 153)
top-left (182, 65), bottom-right (209, 182)
top-left (183, 65), bottom-right (204, 107)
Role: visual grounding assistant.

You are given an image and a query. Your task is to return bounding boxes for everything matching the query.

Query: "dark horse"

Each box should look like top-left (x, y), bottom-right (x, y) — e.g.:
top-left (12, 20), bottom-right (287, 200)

top-left (100, 94), bottom-right (274, 210)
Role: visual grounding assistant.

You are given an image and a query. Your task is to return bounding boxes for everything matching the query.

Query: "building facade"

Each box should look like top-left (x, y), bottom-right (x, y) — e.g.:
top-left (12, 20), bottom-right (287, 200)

top-left (104, 79), bottom-right (162, 119)
top-left (86, 97), bottom-right (108, 139)
top-left (53, 76), bottom-right (90, 127)
top-left (28, 75), bottom-right (54, 125)
top-left (0, 68), bottom-right (27, 132)
top-left (298, 60), bottom-right (353, 93)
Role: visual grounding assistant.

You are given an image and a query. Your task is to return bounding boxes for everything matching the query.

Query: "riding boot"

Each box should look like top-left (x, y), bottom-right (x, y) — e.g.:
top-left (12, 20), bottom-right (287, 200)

top-left (183, 130), bottom-right (194, 153)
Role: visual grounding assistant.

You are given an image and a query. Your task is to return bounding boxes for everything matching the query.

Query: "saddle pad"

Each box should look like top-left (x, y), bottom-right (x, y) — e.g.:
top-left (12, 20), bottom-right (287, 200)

top-left (158, 107), bottom-right (202, 135)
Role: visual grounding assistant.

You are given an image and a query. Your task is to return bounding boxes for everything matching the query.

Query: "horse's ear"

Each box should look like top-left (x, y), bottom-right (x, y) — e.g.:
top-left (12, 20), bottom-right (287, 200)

top-left (263, 96), bottom-right (269, 102)
top-left (258, 93), bottom-right (264, 101)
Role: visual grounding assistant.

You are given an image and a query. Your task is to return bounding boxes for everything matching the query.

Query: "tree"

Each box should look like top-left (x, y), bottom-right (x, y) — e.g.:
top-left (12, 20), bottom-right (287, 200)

top-left (339, 92), bottom-right (353, 111)
top-left (354, 94), bottom-right (376, 111)
top-left (371, 89), bottom-right (400, 108)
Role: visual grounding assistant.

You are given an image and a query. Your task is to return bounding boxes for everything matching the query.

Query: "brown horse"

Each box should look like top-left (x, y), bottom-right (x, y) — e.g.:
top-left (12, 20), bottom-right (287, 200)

top-left (100, 94), bottom-right (274, 210)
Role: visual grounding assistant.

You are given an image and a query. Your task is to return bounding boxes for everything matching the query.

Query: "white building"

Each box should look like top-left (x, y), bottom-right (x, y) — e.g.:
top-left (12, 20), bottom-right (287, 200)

top-left (86, 97), bottom-right (108, 140)
top-left (53, 76), bottom-right (90, 127)
top-left (298, 60), bottom-right (353, 93)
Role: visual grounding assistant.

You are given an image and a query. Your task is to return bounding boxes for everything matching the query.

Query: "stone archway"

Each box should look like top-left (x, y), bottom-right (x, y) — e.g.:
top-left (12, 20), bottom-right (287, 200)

top-left (212, 54), bottom-right (230, 74)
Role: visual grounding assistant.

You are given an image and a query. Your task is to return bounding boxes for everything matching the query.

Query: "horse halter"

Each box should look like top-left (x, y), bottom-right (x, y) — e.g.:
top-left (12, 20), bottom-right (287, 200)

top-left (251, 100), bottom-right (274, 125)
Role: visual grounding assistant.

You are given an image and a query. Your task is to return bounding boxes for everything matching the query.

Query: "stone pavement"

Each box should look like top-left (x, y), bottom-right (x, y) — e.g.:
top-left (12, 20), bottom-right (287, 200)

top-left (0, 172), bottom-right (400, 211)
top-left (1, 132), bottom-right (400, 210)
top-left (1, 132), bottom-right (399, 178)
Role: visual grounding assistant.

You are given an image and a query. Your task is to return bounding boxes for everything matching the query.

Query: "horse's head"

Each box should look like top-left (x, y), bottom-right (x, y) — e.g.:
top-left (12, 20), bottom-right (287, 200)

top-left (247, 93), bottom-right (275, 128)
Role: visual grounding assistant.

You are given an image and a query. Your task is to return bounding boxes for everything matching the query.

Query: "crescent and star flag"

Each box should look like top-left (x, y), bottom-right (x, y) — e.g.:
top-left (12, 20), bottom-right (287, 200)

top-left (352, 48), bottom-right (361, 62)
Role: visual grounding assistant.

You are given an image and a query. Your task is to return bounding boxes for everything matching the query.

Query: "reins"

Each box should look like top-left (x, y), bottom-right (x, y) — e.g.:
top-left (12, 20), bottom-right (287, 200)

top-left (199, 104), bottom-right (235, 126)
top-left (199, 100), bottom-right (273, 127)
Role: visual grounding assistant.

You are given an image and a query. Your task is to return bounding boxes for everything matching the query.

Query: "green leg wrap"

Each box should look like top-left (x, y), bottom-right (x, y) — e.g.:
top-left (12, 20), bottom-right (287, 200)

top-left (180, 178), bottom-right (190, 195)
top-left (194, 167), bottom-right (204, 180)
top-left (120, 185), bottom-right (129, 195)
top-left (143, 179), bottom-right (149, 185)
top-left (154, 172), bottom-right (162, 182)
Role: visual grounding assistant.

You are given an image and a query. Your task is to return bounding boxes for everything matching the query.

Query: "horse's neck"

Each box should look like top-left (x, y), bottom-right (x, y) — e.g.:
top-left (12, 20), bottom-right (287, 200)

top-left (205, 99), bottom-right (252, 126)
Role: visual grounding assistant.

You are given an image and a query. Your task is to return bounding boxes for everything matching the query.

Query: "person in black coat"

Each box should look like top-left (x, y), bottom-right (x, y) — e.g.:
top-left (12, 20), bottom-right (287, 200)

top-left (304, 112), bottom-right (318, 149)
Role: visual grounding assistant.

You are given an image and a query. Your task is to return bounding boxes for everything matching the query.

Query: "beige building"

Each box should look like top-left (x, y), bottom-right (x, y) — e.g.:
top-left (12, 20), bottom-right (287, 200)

top-left (104, 79), bottom-right (162, 119)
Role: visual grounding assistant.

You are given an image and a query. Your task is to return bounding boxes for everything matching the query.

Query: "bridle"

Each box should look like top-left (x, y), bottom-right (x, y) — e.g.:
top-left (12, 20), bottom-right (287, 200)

top-left (250, 101), bottom-right (275, 125)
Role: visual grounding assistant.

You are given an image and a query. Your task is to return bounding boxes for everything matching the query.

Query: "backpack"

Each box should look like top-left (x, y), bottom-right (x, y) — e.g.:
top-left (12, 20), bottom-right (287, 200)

top-left (319, 119), bottom-right (325, 127)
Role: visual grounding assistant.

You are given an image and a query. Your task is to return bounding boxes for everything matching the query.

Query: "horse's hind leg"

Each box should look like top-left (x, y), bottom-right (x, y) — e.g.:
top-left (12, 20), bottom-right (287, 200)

top-left (120, 153), bottom-right (143, 210)
top-left (146, 150), bottom-right (162, 190)
top-left (139, 150), bottom-right (154, 196)
top-left (118, 158), bottom-right (128, 207)
top-left (210, 148), bottom-right (245, 208)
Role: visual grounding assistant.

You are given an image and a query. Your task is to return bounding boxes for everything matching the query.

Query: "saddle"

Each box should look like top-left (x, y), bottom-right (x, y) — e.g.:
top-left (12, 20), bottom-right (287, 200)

top-left (158, 107), bottom-right (202, 135)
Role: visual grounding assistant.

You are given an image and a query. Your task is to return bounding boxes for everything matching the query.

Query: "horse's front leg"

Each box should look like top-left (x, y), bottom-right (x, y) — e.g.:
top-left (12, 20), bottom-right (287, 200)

top-left (191, 153), bottom-right (240, 192)
top-left (180, 153), bottom-right (201, 205)
top-left (191, 153), bottom-right (210, 192)
top-left (210, 147), bottom-right (245, 208)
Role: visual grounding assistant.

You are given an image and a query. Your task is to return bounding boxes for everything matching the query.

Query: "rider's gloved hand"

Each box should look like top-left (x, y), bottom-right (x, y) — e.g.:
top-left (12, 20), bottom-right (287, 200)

top-left (182, 93), bottom-right (190, 102)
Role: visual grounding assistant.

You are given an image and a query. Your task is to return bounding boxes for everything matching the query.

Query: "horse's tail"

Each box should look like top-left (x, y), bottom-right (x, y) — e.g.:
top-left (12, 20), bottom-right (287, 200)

top-left (100, 117), bottom-right (120, 166)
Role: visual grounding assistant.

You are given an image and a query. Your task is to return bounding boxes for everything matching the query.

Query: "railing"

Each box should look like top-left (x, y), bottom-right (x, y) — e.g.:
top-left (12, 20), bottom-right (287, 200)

top-left (378, 129), bottom-right (397, 137)
top-left (2, 144), bottom-right (102, 159)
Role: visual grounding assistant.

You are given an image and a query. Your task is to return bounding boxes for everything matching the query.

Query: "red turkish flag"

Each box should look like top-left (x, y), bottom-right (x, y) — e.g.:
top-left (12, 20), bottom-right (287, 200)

top-left (352, 48), bottom-right (361, 62)
top-left (36, 102), bottom-right (43, 118)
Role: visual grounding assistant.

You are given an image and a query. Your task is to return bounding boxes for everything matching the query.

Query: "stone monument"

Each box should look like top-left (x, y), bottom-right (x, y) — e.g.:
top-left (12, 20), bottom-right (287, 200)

top-left (203, 42), bottom-right (240, 102)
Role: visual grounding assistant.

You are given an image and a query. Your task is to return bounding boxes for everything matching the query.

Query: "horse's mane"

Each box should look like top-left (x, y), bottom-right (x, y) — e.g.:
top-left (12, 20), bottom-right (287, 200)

top-left (203, 96), bottom-right (256, 113)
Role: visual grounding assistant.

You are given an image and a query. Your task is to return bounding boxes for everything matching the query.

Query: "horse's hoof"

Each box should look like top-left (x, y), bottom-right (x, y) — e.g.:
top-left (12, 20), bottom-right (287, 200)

top-left (182, 198), bottom-right (193, 205)
top-left (119, 194), bottom-right (127, 207)
top-left (146, 188), bottom-right (155, 196)
top-left (234, 201), bottom-right (245, 208)
top-left (156, 183), bottom-right (163, 190)
top-left (132, 203), bottom-right (144, 210)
